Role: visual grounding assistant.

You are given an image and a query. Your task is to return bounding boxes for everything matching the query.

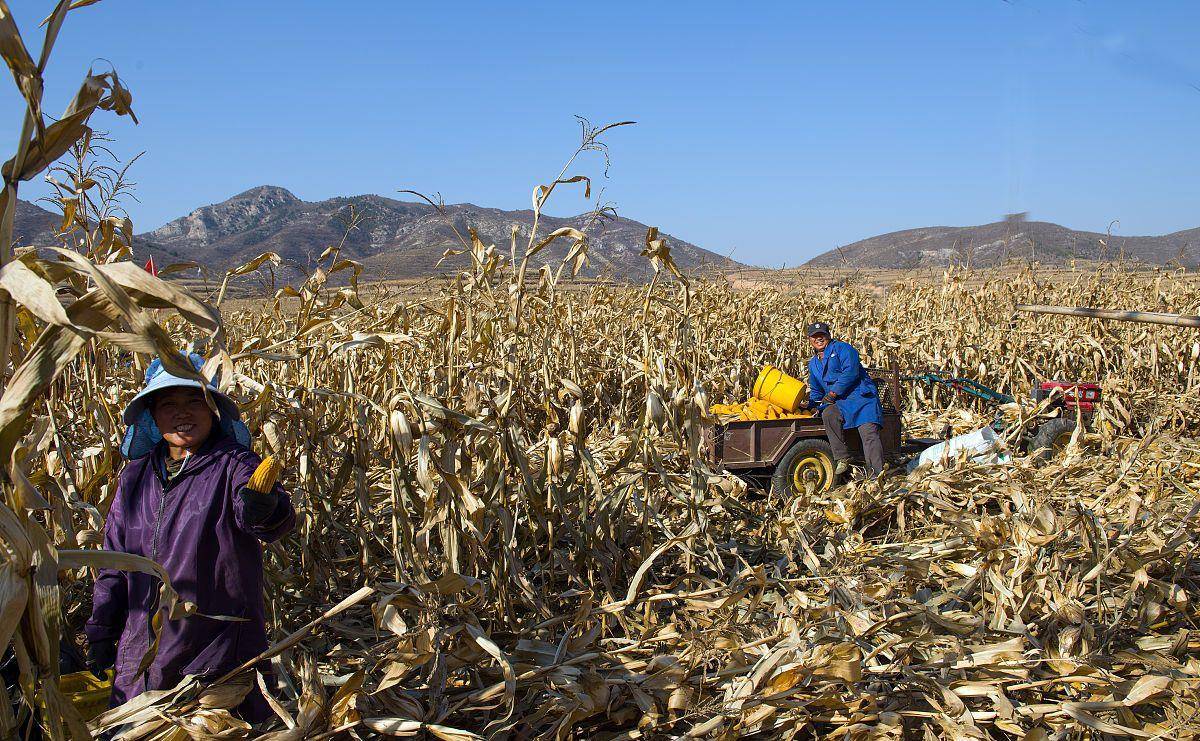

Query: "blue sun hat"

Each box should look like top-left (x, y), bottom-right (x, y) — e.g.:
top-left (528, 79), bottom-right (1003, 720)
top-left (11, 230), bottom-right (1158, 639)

top-left (120, 352), bottom-right (250, 459)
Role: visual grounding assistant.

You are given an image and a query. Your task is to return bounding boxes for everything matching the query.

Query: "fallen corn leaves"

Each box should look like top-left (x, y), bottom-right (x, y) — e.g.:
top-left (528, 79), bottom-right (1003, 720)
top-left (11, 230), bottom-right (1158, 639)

top-left (78, 264), bottom-right (1200, 739)
top-left (8, 241), bottom-right (1200, 740)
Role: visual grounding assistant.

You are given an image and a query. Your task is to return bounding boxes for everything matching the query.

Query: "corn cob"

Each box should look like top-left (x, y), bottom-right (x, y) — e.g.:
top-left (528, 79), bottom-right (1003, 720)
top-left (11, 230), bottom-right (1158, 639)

top-left (246, 455), bottom-right (282, 493)
top-left (710, 397), bottom-right (814, 422)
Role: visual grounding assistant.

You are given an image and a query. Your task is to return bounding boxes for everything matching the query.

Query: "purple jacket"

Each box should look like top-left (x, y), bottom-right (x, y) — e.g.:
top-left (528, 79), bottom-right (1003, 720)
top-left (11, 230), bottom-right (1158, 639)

top-left (86, 434), bottom-right (295, 721)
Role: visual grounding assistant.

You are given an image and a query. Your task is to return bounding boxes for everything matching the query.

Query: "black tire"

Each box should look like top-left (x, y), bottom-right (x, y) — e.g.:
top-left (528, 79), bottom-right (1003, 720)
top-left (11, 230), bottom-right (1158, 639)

top-left (1029, 418), bottom-right (1077, 462)
top-left (771, 439), bottom-right (837, 496)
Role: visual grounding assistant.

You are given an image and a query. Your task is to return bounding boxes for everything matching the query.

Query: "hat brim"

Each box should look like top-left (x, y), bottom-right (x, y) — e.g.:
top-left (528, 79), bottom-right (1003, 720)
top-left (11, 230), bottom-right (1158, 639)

top-left (122, 376), bottom-right (240, 426)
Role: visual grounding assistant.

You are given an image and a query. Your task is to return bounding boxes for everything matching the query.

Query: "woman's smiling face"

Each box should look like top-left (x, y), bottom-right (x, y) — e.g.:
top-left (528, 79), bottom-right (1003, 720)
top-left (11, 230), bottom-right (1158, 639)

top-left (152, 387), bottom-right (214, 454)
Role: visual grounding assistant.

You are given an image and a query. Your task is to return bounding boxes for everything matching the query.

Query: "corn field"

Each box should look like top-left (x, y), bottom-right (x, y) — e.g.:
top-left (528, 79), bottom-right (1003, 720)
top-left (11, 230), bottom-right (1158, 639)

top-left (3, 2), bottom-right (1200, 739)
top-left (0, 251), bottom-right (1196, 740)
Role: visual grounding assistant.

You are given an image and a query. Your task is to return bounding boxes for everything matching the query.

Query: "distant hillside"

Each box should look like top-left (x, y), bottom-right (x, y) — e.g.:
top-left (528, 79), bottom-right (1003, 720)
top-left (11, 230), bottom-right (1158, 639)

top-left (11, 199), bottom-right (193, 263)
top-left (805, 219), bottom-right (1200, 269)
top-left (10, 186), bottom-right (739, 281)
top-left (140, 186), bottom-right (740, 280)
top-left (12, 199), bottom-right (62, 247)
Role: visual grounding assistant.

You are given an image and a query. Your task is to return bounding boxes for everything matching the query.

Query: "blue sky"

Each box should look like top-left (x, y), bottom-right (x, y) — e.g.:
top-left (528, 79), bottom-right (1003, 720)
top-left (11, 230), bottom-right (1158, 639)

top-left (2, 0), bottom-right (1198, 267)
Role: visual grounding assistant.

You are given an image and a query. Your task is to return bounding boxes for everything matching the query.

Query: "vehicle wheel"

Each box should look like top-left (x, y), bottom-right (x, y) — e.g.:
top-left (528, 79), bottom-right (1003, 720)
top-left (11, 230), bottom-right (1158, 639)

top-left (772, 439), bottom-right (836, 496)
top-left (1029, 418), bottom-right (1077, 462)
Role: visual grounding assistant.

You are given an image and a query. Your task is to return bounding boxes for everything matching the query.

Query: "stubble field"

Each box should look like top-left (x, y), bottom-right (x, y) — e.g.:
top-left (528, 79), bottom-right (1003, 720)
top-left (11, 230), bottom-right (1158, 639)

top-left (8, 252), bottom-right (1200, 739)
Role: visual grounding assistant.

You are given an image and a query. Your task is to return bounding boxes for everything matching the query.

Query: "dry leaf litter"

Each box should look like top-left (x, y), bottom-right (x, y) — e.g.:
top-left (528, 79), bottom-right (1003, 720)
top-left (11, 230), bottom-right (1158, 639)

top-left (5, 252), bottom-right (1199, 740)
top-left (1, 7), bottom-right (1199, 738)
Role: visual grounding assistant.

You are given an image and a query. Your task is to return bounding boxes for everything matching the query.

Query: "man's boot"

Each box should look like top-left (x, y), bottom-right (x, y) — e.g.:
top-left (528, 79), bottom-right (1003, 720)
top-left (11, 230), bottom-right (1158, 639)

top-left (834, 459), bottom-right (850, 476)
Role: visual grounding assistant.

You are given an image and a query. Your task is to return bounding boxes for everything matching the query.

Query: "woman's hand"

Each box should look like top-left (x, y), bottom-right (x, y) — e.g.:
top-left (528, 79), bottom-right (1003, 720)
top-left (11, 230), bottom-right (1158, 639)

top-left (87, 638), bottom-right (116, 677)
top-left (239, 486), bottom-right (279, 525)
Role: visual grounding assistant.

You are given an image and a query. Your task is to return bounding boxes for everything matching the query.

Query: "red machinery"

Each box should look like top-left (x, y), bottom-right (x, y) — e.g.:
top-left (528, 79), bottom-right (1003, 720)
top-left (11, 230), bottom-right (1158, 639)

top-left (1034, 381), bottom-right (1101, 413)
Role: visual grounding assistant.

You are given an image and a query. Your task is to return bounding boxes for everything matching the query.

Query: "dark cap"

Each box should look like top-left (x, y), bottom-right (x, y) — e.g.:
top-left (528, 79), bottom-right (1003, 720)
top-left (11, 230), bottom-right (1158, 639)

top-left (805, 322), bottom-right (831, 337)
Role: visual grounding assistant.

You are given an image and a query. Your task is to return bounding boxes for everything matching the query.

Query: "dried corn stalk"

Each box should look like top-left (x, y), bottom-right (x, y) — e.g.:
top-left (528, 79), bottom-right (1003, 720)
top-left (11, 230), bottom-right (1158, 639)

top-left (2, 7), bottom-right (1200, 738)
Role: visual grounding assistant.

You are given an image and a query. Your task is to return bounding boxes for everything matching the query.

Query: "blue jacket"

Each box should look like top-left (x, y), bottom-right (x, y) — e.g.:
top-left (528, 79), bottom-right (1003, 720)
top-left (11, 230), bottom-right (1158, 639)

top-left (807, 340), bottom-right (884, 429)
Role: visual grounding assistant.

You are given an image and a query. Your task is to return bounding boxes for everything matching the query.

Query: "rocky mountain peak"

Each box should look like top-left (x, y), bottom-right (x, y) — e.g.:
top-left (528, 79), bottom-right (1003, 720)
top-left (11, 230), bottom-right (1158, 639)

top-left (147, 185), bottom-right (301, 248)
top-left (226, 185), bottom-right (301, 207)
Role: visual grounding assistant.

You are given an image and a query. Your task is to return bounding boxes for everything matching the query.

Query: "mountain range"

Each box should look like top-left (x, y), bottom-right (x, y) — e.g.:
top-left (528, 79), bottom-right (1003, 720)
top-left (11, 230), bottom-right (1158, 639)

top-left (10, 187), bottom-right (739, 281)
top-left (804, 217), bottom-right (1200, 269)
top-left (11, 190), bottom-right (1200, 278)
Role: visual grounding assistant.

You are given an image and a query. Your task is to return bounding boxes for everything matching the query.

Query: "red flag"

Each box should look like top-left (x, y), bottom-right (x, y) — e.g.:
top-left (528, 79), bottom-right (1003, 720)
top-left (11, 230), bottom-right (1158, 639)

top-left (144, 255), bottom-right (157, 277)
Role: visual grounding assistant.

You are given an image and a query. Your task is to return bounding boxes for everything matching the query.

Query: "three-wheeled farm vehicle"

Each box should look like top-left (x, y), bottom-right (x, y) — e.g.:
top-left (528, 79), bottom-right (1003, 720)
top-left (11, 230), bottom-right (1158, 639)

top-left (704, 365), bottom-right (1100, 496)
top-left (904, 371), bottom-right (1101, 460)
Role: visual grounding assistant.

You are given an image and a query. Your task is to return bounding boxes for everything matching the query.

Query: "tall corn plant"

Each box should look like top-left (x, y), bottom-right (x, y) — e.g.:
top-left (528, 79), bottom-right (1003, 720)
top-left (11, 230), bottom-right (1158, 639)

top-left (42, 129), bottom-right (142, 263)
top-left (0, 3), bottom-right (229, 739)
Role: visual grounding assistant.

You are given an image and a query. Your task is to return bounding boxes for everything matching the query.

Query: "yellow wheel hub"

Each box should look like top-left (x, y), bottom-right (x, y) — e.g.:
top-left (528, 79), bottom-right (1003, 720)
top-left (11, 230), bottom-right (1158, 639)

top-left (791, 452), bottom-right (833, 493)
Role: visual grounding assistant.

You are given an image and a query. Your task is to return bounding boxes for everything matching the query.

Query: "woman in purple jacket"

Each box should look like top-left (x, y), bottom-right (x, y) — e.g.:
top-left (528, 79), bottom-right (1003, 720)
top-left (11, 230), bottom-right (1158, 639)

top-left (85, 353), bottom-right (295, 722)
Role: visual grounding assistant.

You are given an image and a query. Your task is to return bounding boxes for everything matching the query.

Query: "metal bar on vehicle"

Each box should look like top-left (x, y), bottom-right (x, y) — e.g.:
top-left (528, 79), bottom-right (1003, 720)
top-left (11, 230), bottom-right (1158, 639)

top-left (1016, 304), bottom-right (1200, 328)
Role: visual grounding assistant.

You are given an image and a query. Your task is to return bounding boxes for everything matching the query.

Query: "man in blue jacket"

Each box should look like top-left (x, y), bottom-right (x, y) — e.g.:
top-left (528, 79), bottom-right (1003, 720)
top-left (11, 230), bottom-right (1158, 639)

top-left (803, 322), bottom-right (885, 477)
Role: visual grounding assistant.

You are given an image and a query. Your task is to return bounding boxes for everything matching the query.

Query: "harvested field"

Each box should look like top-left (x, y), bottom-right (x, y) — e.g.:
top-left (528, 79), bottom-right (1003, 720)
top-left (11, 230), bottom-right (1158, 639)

top-left (726, 264), bottom-right (1200, 300)
top-left (2, 9), bottom-right (1200, 737)
top-left (6, 251), bottom-right (1200, 739)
